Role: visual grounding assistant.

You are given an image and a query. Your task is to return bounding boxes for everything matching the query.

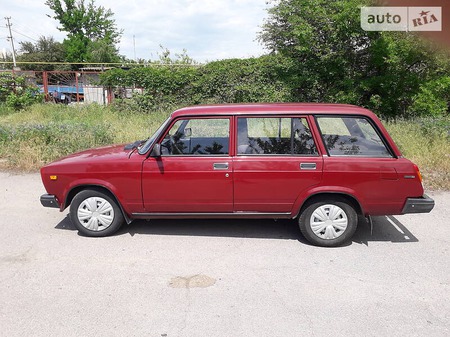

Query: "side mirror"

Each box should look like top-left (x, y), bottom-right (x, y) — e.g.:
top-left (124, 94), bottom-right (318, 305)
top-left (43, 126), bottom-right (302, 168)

top-left (150, 143), bottom-right (161, 157)
top-left (184, 128), bottom-right (192, 138)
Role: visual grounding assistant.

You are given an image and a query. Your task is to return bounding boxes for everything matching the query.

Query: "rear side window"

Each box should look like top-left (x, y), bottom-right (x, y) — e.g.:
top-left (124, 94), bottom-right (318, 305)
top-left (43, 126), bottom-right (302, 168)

top-left (316, 116), bottom-right (392, 157)
top-left (237, 117), bottom-right (317, 155)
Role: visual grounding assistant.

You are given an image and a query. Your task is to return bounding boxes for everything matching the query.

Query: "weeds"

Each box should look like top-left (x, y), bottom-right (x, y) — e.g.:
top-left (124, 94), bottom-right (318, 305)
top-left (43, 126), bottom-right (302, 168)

top-left (386, 116), bottom-right (450, 190)
top-left (0, 103), bottom-right (168, 170)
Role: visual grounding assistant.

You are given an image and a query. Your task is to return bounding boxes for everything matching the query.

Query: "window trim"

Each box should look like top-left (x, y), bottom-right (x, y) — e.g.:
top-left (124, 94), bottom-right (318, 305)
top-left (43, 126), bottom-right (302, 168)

top-left (158, 116), bottom-right (232, 157)
top-left (314, 114), bottom-right (395, 158)
top-left (235, 115), bottom-right (319, 157)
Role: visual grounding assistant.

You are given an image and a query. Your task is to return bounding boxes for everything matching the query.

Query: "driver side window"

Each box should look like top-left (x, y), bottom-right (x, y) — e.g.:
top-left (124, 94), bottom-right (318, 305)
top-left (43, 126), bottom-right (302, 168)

top-left (161, 118), bottom-right (230, 155)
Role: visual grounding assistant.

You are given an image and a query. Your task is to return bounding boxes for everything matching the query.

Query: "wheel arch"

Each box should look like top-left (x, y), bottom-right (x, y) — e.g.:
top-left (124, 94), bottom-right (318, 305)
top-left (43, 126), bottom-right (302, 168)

top-left (295, 192), bottom-right (363, 218)
top-left (65, 184), bottom-right (132, 224)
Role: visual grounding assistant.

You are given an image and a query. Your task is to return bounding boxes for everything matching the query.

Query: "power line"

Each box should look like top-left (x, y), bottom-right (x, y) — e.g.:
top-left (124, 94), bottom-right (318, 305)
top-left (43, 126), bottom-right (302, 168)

top-left (13, 21), bottom-right (52, 42)
top-left (0, 61), bottom-right (202, 67)
top-left (13, 22), bottom-right (45, 38)
top-left (11, 29), bottom-right (39, 42)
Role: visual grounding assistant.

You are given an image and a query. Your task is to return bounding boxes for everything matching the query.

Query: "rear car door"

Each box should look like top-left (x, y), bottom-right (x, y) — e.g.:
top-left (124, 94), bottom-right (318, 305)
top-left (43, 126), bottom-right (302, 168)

top-left (233, 116), bottom-right (323, 213)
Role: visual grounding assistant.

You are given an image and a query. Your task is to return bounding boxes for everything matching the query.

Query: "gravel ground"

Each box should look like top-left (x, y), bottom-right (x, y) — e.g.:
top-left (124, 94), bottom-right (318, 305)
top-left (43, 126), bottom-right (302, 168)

top-left (0, 172), bottom-right (449, 337)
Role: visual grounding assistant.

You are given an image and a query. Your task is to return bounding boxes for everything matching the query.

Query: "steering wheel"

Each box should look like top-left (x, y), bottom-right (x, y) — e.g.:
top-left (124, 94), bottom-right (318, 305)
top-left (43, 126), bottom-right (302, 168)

top-left (170, 135), bottom-right (183, 154)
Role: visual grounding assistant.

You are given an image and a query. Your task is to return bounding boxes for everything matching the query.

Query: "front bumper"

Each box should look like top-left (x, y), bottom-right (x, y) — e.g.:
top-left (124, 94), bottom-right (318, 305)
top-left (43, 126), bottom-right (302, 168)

top-left (402, 194), bottom-right (435, 214)
top-left (40, 194), bottom-right (60, 208)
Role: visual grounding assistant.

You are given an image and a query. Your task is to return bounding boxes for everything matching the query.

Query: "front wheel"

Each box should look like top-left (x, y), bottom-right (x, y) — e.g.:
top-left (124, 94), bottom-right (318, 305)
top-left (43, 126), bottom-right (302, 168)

top-left (299, 199), bottom-right (357, 247)
top-left (69, 189), bottom-right (124, 237)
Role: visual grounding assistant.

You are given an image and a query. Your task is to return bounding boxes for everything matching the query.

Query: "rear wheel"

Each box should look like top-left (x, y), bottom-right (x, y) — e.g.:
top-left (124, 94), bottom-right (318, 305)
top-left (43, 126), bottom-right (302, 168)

top-left (69, 189), bottom-right (124, 237)
top-left (299, 199), bottom-right (357, 247)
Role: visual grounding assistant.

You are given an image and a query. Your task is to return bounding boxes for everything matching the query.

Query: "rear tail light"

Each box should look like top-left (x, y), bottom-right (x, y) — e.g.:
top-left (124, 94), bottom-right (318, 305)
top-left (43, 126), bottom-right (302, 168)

top-left (413, 164), bottom-right (423, 183)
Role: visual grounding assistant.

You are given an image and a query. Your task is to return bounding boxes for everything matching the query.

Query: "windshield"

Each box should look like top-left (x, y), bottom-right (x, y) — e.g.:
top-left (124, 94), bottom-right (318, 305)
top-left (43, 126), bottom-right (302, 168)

top-left (138, 117), bottom-right (171, 155)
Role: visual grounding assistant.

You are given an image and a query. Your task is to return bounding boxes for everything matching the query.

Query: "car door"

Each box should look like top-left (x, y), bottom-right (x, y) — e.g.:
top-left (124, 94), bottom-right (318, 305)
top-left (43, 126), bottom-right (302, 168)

top-left (233, 116), bottom-right (323, 213)
top-left (142, 117), bottom-right (233, 213)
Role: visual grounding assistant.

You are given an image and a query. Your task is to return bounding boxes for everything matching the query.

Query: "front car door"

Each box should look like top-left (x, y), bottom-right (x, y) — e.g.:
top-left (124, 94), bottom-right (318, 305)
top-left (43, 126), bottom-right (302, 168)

top-left (142, 117), bottom-right (233, 213)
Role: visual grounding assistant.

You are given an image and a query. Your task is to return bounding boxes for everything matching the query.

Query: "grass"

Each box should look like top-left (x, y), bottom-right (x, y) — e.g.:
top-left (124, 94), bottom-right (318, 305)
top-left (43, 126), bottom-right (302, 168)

top-left (0, 103), bottom-right (449, 190)
top-left (385, 118), bottom-right (450, 190)
top-left (0, 103), bottom-right (168, 171)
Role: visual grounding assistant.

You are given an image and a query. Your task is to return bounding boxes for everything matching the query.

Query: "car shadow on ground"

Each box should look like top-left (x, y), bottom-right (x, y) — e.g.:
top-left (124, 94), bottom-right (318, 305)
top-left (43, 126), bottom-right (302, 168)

top-left (352, 215), bottom-right (418, 245)
top-left (55, 214), bottom-right (418, 246)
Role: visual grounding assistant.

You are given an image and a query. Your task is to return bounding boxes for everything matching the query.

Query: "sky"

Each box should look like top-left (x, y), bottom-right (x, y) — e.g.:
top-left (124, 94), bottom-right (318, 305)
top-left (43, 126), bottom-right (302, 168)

top-left (0, 0), bottom-right (271, 63)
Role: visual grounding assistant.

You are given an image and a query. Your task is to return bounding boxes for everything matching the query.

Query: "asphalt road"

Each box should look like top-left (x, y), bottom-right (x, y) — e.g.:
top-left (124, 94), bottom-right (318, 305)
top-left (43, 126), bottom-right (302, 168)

top-left (0, 172), bottom-right (449, 337)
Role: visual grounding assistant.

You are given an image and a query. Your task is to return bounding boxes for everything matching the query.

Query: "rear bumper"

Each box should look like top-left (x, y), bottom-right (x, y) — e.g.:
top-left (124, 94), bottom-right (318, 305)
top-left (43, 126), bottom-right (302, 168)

top-left (40, 194), bottom-right (60, 208)
top-left (402, 194), bottom-right (434, 214)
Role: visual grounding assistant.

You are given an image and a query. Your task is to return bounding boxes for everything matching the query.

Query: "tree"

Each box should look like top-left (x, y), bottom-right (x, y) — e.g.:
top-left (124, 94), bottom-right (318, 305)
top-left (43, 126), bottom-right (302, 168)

top-left (18, 36), bottom-right (66, 71)
top-left (87, 39), bottom-right (121, 63)
top-left (258, 0), bottom-right (450, 117)
top-left (45, 0), bottom-right (122, 64)
top-left (156, 45), bottom-right (198, 65)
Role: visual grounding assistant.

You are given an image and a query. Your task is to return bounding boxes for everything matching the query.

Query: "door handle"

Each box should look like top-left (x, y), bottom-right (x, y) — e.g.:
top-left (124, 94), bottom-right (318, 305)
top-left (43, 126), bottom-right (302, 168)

top-left (213, 162), bottom-right (229, 170)
top-left (300, 163), bottom-right (316, 170)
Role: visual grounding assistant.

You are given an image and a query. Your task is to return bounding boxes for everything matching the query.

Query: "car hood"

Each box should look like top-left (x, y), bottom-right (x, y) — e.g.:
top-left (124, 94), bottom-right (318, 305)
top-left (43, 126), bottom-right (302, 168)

top-left (44, 144), bottom-right (134, 167)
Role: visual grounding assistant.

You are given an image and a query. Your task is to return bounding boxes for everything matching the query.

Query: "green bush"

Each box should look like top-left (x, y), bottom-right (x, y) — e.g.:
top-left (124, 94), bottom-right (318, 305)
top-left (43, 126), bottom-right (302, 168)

top-left (194, 55), bottom-right (292, 104)
top-left (102, 55), bottom-right (293, 111)
top-left (0, 73), bottom-right (43, 110)
top-left (5, 89), bottom-right (42, 110)
top-left (101, 65), bottom-right (199, 112)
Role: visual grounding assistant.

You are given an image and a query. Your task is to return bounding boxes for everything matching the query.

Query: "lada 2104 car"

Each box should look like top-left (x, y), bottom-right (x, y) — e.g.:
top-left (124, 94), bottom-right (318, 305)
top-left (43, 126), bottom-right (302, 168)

top-left (40, 103), bottom-right (434, 246)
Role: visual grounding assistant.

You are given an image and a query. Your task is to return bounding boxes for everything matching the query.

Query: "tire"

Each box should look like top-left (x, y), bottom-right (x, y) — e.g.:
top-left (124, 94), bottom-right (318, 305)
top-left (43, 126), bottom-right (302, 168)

top-left (69, 189), bottom-right (124, 237)
top-left (299, 199), bottom-right (357, 247)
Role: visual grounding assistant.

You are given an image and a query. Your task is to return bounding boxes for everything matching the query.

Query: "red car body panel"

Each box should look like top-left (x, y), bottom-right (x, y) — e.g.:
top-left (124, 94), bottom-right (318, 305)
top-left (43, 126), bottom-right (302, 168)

top-left (40, 103), bottom-right (432, 221)
top-left (142, 156), bottom-right (234, 212)
top-left (233, 156), bottom-right (323, 213)
top-left (41, 145), bottom-right (144, 215)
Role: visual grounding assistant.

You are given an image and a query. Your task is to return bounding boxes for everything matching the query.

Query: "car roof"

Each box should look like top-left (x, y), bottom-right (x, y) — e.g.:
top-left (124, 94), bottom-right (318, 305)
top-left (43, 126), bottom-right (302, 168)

top-left (171, 103), bottom-right (374, 118)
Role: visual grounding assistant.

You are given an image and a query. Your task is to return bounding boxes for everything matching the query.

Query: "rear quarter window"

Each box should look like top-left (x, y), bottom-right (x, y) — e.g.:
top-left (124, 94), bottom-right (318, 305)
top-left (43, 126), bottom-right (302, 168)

top-left (316, 116), bottom-right (392, 157)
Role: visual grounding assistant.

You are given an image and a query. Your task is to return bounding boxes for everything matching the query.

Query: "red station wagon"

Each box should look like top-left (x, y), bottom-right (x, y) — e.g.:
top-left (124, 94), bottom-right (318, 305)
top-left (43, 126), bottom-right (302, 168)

top-left (40, 103), bottom-right (434, 246)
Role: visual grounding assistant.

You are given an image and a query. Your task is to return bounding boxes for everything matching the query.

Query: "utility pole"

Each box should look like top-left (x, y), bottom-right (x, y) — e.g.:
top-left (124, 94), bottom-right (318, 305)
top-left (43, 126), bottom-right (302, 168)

top-left (4, 17), bottom-right (17, 68)
top-left (133, 35), bottom-right (137, 62)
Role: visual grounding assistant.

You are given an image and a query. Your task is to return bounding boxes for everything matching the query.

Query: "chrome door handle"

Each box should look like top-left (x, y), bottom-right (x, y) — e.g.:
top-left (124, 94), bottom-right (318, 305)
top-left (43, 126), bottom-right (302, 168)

top-left (213, 162), bottom-right (229, 170)
top-left (300, 163), bottom-right (316, 170)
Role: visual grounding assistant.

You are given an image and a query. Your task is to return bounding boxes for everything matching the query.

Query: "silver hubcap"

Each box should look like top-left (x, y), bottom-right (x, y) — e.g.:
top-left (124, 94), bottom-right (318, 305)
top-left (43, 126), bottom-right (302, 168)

top-left (310, 204), bottom-right (348, 240)
top-left (77, 197), bottom-right (114, 231)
